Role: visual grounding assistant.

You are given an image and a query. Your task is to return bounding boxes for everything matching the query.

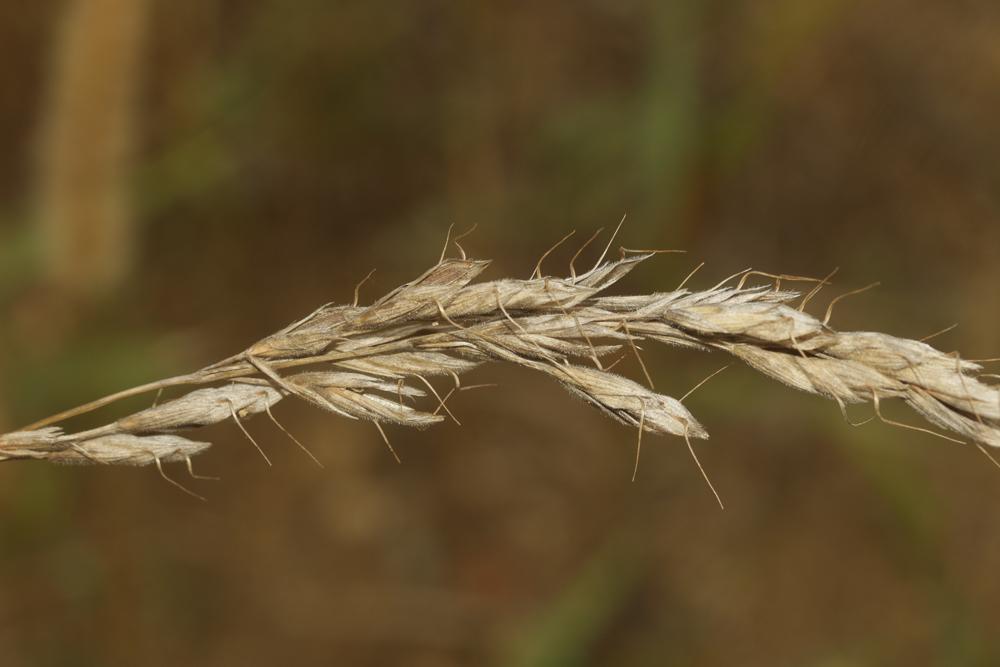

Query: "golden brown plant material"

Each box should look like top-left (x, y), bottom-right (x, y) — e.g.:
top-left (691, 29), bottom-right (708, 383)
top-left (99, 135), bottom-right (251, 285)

top-left (2, 232), bottom-right (998, 499)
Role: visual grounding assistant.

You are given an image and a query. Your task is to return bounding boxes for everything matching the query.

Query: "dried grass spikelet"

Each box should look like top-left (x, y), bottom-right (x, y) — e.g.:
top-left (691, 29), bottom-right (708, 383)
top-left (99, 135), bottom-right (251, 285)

top-left (116, 384), bottom-right (283, 433)
top-left (0, 428), bottom-right (67, 460)
top-left (51, 434), bottom-right (211, 466)
top-left (545, 363), bottom-right (709, 439)
top-left (3, 229), bottom-right (998, 500)
top-left (353, 258), bottom-right (492, 327)
top-left (288, 372), bottom-right (443, 428)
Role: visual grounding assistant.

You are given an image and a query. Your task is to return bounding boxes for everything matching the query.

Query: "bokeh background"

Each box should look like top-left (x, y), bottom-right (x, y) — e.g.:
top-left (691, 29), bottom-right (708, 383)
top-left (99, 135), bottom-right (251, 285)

top-left (1, 1), bottom-right (999, 665)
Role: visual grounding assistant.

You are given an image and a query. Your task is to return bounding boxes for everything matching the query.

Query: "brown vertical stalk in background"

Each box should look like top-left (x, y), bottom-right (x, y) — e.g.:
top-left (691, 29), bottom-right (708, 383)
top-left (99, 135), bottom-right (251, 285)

top-left (37, 0), bottom-right (149, 297)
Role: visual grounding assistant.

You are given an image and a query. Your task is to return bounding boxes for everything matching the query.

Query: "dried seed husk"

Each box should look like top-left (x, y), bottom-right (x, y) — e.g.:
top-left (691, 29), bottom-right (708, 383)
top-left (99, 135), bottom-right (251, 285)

top-left (290, 371), bottom-right (425, 398)
top-left (573, 253), bottom-right (653, 289)
top-left (354, 259), bottom-right (491, 327)
top-left (443, 278), bottom-right (596, 317)
top-left (334, 350), bottom-right (484, 378)
top-left (290, 373), bottom-right (443, 427)
top-left (728, 344), bottom-right (903, 403)
top-left (0, 428), bottom-right (67, 459)
top-left (248, 305), bottom-right (362, 359)
top-left (550, 363), bottom-right (709, 439)
top-left (51, 434), bottom-right (211, 466)
top-left (116, 384), bottom-right (282, 433)
top-left (906, 389), bottom-right (1000, 448)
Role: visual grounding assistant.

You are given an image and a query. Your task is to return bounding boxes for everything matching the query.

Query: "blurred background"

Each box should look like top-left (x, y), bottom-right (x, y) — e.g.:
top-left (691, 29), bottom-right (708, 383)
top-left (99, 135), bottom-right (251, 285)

top-left (1, 1), bottom-right (999, 665)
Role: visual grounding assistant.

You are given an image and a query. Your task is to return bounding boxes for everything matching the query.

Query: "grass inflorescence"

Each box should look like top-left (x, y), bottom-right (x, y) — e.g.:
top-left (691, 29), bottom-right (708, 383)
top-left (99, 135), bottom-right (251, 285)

top-left (2, 225), bottom-right (997, 502)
